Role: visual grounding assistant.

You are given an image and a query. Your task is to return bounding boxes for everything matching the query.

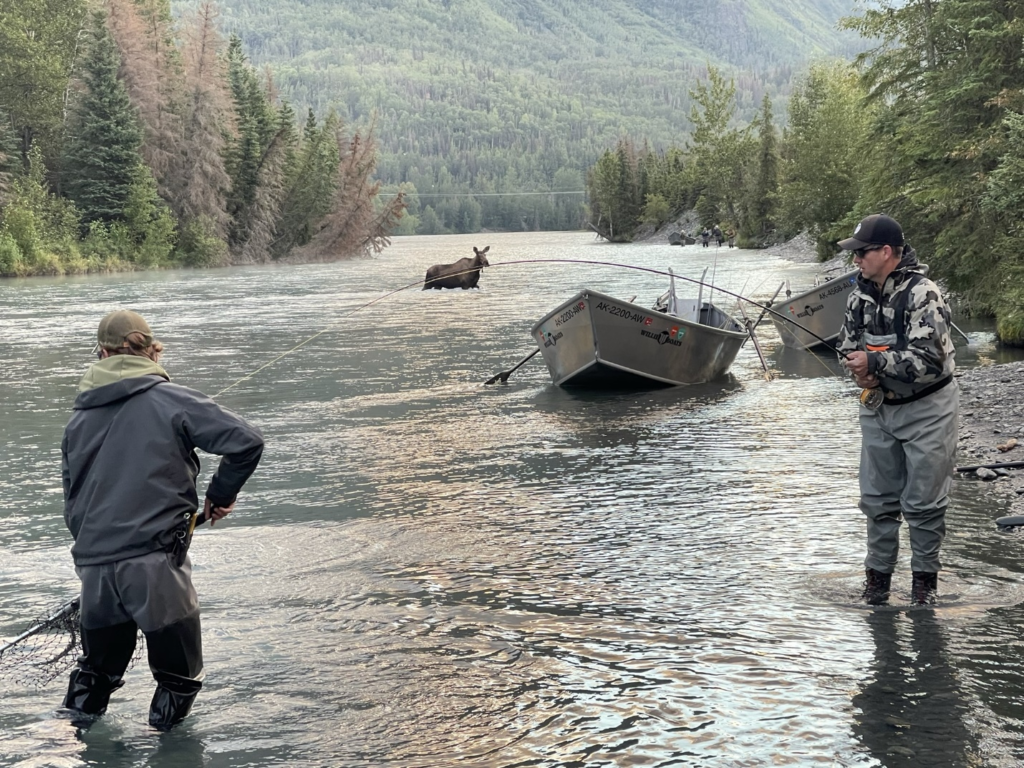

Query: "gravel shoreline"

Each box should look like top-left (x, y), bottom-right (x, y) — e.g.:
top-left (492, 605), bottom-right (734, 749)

top-left (955, 361), bottom-right (1024, 519)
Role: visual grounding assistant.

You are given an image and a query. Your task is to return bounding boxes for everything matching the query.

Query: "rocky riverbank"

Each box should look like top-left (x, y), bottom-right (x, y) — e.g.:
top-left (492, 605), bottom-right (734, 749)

top-left (955, 361), bottom-right (1024, 518)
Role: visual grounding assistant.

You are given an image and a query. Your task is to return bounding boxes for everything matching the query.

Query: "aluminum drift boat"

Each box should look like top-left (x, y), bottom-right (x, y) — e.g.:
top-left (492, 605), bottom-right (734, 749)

top-left (532, 288), bottom-right (747, 388)
top-left (770, 269), bottom-right (858, 350)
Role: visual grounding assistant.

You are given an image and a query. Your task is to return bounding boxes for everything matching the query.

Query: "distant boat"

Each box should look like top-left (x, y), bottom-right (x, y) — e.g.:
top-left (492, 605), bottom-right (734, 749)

top-left (770, 269), bottom-right (858, 350)
top-left (668, 231), bottom-right (696, 246)
top-left (532, 284), bottom-right (747, 388)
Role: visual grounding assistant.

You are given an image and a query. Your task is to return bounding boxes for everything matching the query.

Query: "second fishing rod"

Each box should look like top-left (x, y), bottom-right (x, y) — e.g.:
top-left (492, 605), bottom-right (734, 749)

top-left (483, 258), bottom-right (878, 400)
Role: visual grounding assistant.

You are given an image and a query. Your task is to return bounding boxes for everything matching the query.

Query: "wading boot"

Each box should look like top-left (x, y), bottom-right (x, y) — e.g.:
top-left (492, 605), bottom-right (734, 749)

top-left (149, 672), bottom-right (203, 731)
top-left (862, 568), bottom-right (892, 606)
top-left (911, 572), bottom-right (938, 606)
top-left (62, 667), bottom-right (125, 717)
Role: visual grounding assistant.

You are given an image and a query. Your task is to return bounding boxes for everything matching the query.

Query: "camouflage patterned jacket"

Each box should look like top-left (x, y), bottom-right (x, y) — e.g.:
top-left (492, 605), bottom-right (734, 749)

top-left (836, 245), bottom-right (955, 400)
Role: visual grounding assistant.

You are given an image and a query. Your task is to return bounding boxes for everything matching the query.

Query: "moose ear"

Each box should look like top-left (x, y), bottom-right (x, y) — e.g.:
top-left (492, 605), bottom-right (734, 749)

top-left (482, 246), bottom-right (490, 253)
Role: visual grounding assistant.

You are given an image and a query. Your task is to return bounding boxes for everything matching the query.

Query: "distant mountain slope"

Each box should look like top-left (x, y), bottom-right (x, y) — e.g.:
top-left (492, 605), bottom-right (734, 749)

top-left (185, 0), bottom-right (864, 230)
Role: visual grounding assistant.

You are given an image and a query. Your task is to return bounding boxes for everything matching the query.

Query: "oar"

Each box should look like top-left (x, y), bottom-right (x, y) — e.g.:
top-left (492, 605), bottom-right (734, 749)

top-left (951, 321), bottom-right (971, 344)
top-left (737, 301), bottom-right (772, 381)
top-left (484, 349), bottom-right (540, 385)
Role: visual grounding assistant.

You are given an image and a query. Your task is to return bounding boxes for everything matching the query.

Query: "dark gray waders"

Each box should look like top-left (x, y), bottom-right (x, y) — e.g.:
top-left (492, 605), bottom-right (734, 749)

top-left (63, 550), bottom-right (205, 729)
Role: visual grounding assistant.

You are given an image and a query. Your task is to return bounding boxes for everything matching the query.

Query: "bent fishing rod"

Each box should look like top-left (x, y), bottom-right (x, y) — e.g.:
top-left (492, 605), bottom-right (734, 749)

top-left (214, 256), bottom-right (854, 398)
top-left (488, 258), bottom-right (853, 358)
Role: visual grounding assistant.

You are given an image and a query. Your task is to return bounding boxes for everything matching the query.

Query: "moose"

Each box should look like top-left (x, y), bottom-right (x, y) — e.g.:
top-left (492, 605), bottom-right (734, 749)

top-left (423, 246), bottom-right (490, 289)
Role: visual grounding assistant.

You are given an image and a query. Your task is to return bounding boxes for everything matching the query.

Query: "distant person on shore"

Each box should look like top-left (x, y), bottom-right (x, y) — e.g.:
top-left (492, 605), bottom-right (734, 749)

top-left (726, 228), bottom-right (736, 248)
top-left (60, 310), bottom-right (264, 729)
top-left (835, 214), bottom-right (958, 607)
top-left (701, 228), bottom-right (710, 247)
top-left (713, 224), bottom-right (723, 247)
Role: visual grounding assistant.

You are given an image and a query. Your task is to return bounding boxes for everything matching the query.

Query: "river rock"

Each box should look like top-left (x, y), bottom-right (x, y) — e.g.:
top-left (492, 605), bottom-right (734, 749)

top-left (976, 467), bottom-right (999, 481)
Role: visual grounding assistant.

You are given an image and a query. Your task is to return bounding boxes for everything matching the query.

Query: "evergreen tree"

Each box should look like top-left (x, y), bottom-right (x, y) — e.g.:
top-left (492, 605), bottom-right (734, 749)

top-left (586, 139), bottom-right (645, 241)
top-left (63, 12), bottom-right (145, 226)
top-left (169, 0), bottom-right (231, 241)
top-left (273, 111), bottom-right (340, 256)
top-left (225, 36), bottom-right (287, 255)
top-left (0, 0), bottom-right (88, 165)
top-left (295, 124), bottom-right (405, 259)
top-left (740, 94), bottom-right (779, 243)
top-left (104, 0), bottom-right (183, 193)
top-left (777, 61), bottom-right (868, 254)
top-left (844, 0), bottom-right (1024, 341)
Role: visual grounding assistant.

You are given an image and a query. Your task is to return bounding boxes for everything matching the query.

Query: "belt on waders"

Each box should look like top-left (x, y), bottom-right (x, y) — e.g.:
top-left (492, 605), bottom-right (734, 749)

top-left (881, 375), bottom-right (953, 405)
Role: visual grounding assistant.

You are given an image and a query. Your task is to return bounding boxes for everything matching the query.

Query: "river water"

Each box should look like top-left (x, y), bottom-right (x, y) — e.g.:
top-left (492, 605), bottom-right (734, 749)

top-left (2, 231), bottom-right (1024, 767)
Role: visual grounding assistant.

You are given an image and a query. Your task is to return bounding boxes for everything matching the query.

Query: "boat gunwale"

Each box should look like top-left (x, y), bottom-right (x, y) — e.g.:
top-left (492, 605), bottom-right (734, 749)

top-left (777, 268), bottom-right (858, 306)
top-left (531, 288), bottom-right (747, 340)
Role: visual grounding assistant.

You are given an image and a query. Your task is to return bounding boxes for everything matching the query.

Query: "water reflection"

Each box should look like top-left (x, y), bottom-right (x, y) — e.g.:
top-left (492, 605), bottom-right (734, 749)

top-left (3, 232), bottom-right (1024, 766)
top-left (852, 610), bottom-right (979, 767)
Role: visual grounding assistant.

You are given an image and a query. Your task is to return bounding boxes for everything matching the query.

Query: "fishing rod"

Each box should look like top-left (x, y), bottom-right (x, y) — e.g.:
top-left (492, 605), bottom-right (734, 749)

top-left (487, 258), bottom-right (852, 358)
top-left (207, 256), bottom-right (856, 396)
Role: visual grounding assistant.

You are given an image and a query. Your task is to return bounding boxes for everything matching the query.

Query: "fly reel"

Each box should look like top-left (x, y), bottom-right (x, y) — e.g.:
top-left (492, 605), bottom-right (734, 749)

top-left (860, 387), bottom-right (884, 410)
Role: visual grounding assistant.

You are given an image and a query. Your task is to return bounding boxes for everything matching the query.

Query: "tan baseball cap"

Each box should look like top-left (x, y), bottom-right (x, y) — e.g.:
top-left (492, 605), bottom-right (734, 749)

top-left (96, 310), bottom-right (157, 351)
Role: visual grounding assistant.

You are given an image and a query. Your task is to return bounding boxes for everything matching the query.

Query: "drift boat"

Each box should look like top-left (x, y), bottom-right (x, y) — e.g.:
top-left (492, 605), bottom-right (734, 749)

top-left (532, 288), bottom-right (747, 388)
top-left (770, 269), bottom-right (858, 350)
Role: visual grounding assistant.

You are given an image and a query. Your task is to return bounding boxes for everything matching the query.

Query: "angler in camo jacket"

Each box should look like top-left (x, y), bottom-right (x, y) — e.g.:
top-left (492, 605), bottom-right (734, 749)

top-left (835, 214), bottom-right (958, 608)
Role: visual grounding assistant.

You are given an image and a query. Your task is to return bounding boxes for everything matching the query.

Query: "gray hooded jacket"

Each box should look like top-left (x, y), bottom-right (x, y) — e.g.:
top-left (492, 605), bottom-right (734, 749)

top-left (62, 356), bottom-right (264, 566)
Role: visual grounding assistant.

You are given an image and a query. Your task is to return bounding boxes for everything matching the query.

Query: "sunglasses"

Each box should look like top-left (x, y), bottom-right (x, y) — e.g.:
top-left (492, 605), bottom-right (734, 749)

top-left (853, 245), bottom-right (886, 259)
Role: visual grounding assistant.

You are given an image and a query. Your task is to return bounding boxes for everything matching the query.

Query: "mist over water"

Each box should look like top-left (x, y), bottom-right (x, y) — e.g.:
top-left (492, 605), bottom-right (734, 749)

top-left (2, 231), bottom-right (1024, 767)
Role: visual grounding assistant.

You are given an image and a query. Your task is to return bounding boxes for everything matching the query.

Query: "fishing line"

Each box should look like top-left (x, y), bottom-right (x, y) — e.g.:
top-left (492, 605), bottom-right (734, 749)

top-left (490, 259), bottom-right (852, 357)
top-left (210, 256), bottom-right (852, 399)
top-left (212, 274), bottom-right (429, 397)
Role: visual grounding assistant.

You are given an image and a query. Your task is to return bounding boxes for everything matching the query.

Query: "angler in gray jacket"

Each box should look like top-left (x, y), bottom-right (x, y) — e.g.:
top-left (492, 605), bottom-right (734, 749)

top-left (61, 310), bottom-right (264, 729)
top-left (835, 214), bottom-right (957, 607)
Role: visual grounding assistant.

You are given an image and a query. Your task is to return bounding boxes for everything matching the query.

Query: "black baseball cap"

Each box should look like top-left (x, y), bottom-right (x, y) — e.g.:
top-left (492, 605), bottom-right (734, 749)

top-left (838, 214), bottom-right (904, 251)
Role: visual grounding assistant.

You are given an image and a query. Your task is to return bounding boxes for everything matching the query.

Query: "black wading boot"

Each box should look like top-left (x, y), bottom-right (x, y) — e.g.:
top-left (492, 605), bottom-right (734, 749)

top-left (62, 667), bottom-right (125, 717)
top-left (911, 572), bottom-right (938, 606)
top-left (149, 671), bottom-right (203, 731)
top-left (862, 569), bottom-right (892, 606)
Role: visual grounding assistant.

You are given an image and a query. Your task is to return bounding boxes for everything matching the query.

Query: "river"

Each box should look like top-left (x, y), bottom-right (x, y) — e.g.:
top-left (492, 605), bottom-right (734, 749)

top-left (2, 231), bottom-right (1024, 767)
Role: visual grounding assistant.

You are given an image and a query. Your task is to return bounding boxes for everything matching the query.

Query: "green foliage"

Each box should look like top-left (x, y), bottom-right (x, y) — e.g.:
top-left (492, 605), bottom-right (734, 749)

top-left (587, 141), bottom-right (644, 241)
top-left (204, 0), bottom-right (863, 232)
top-left (0, 0), bottom-right (88, 166)
top-left (739, 94), bottom-right (779, 243)
top-left (176, 216), bottom-right (228, 267)
top-left (839, 0), bottom-right (1024, 338)
top-left (641, 194), bottom-right (670, 227)
top-left (777, 60), bottom-right (870, 253)
top-left (225, 35), bottom-right (283, 251)
top-left (0, 231), bottom-right (20, 274)
top-left (273, 111), bottom-right (340, 256)
top-left (63, 12), bottom-right (145, 226)
top-left (0, 146), bottom-right (83, 273)
top-left (123, 164), bottom-right (177, 266)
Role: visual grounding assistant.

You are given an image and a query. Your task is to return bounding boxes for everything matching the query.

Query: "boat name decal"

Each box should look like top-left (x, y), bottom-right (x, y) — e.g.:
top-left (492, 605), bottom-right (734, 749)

top-left (540, 330), bottom-right (563, 347)
top-left (596, 301), bottom-right (648, 324)
top-left (796, 303), bottom-right (825, 318)
top-left (817, 281), bottom-right (854, 301)
top-left (554, 301), bottom-right (586, 327)
top-left (640, 326), bottom-right (685, 346)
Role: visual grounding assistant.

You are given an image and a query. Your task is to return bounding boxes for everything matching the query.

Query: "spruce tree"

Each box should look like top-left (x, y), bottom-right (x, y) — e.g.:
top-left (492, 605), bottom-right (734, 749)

top-left (63, 12), bottom-right (144, 225)
top-left (741, 94), bottom-right (779, 243)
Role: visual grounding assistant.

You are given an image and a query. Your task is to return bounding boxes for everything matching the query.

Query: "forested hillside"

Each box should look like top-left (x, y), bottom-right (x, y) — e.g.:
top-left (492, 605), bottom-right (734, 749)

top-left (199, 0), bottom-right (863, 233)
top-left (0, 0), bottom-right (404, 278)
top-left (584, 3), bottom-right (1024, 345)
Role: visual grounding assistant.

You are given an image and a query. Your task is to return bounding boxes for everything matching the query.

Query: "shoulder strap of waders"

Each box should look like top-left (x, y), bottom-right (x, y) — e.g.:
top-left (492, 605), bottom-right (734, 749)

top-left (892, 272), bottom-right (926, 349)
